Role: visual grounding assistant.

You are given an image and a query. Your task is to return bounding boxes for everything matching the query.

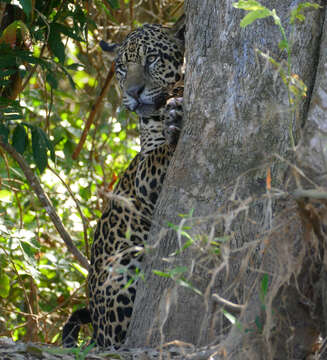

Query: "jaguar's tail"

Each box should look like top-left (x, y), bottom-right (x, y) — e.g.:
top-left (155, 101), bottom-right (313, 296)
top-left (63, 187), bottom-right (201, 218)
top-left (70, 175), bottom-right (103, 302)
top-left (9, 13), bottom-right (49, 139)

top-left (62, 307), bottom-right (92, 347)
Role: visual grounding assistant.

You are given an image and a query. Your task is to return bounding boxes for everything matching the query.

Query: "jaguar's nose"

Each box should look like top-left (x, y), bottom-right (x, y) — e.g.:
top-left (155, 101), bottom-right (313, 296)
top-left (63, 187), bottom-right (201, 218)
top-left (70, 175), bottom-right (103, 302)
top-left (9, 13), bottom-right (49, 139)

top-left (126, 84), bottom-right (145, 101)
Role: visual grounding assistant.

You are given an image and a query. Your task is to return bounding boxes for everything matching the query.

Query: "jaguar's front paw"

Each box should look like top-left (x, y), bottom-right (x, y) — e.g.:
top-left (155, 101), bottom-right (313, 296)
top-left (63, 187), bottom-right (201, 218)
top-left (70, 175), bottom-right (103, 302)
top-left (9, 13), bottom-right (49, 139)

top-left (163, 97), bottom-right (183, 146)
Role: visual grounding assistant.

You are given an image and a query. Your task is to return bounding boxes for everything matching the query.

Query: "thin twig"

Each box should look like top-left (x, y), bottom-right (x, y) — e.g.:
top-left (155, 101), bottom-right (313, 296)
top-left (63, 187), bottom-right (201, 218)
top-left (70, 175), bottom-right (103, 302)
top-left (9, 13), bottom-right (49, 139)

top-left (21, 43), bottom-right (47, 92)
top-left (129, 0), bottom-right (134, 29)
top-left (170, 1), bottom-right (184, 17)
top-left (293, 188), bottom-right (327, 200)
top-left (48, 165), bottom-right (90, 260)
top-left (212, 293), bottom-right (245, 314)
top-left (72, 61), bottom-right (115, 160)
top-left (0, 138), bottom-right (89, 270)
top-left (0, 147), bottom-right (23, 228)
top-left (0, 244), bottom-right (32, 315)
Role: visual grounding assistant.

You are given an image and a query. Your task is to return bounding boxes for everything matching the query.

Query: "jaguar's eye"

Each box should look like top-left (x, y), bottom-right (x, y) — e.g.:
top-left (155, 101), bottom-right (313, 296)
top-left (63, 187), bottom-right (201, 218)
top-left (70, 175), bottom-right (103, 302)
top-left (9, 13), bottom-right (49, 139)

top-left (116, 63), bottom-right (127, 73)
top-left (147, 55), bottom-right (158, 64)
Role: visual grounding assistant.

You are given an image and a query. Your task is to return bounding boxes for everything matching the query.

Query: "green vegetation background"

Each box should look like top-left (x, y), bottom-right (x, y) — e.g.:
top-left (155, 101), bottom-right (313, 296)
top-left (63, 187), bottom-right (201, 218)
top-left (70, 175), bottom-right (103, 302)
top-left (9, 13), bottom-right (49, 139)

top-left (0, 0), bottom-right (183, 345)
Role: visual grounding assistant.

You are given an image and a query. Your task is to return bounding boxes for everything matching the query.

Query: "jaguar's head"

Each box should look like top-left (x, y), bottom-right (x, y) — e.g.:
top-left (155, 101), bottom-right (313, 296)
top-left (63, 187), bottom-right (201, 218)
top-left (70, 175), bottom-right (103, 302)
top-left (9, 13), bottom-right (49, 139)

top-left (100, 23), bottom-right (184, 116)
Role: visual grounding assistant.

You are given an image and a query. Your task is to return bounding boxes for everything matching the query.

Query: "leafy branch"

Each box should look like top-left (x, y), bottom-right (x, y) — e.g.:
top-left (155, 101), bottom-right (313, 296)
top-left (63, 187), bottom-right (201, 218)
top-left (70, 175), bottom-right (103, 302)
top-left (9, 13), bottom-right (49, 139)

top-left (0, 137), bottom-right (90, 270)
top-left (233, 0), bottom-right (321, 147)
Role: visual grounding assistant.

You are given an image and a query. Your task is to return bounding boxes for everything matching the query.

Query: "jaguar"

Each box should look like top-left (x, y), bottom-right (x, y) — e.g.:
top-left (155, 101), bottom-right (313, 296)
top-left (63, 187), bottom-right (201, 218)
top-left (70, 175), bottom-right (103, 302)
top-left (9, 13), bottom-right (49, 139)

top-left (62, 21), bottom-right (184, 348)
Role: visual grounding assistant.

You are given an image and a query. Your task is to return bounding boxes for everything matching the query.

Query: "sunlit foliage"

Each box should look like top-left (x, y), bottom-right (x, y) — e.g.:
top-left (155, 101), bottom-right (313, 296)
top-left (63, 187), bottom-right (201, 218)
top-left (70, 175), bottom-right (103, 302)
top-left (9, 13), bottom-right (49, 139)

top-left (0, 0), bottom-right (183, 344)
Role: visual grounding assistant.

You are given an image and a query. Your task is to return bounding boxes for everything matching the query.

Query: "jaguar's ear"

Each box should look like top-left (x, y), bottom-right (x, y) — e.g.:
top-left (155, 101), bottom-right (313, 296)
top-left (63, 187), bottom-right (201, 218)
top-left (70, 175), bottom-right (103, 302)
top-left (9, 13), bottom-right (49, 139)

top-left (99, 40), bottom-right (120, 54)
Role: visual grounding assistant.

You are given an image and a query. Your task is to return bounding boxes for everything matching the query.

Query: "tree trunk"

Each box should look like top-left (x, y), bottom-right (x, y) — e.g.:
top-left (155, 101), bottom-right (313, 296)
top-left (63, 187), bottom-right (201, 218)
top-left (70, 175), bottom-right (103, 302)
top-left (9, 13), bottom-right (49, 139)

top-left (127, 1), bottom-right (327, 359)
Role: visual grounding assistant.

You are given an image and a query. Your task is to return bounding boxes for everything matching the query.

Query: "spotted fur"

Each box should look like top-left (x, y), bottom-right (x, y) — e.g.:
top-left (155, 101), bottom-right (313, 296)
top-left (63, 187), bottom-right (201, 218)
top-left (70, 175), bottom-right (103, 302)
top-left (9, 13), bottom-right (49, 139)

top-left (62, 22), bottom-right (184, 348)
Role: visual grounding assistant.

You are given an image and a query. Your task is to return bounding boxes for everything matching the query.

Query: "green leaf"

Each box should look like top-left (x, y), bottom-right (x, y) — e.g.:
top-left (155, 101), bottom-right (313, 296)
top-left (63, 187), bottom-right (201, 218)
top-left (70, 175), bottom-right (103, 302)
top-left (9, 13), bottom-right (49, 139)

top-left (105, 0), bottom-right (120, 10)
top-left (21, 240), bottom-right (37, 260)
top-left (240, 8), bottom-right (271, 27)
top-left (0, 79), bottom-right (10, 86)
top-left (0, 55), bottom-right (16, 68)
top-left (169, 237), bottom-right (194, 256)
top-left (80, 343), bottom-right (96, 356)
top-left (178, 208), bottom-right (194, 218)
top-left (152, 269), bottom-right (170, 278)
top-left (53, 23), bottom-right (84, 42)
top-left (18, 51), bottom-right (50, 69)
top-left (260, 273), bottom-right (269, 303)
top-left (233, 0), bottom-right (266, 11)
top-left (3, 113), bottom-right (23, 120)
top-left (176, 278), bottom-right (202, 295)
top-left (67, 63), bottom-right (84, 70)
top-left (46, 72), bottom-right (58, 89)
top-left (1, 20), bottom-right (30, 42)
top-left (72, 263), bottom-right (88, 278)
top-left (35, 127), bottom-right (55, 162)
top-left (59, 64), bottom-right (76, 90)
top-left (31, 127), bottom-right (48, 173)
top-left (0, 272), bottom-right (10, 298)
top-left (0, 124), bottom-right (9, 143)
top-left (48, 23), bottom-right (65, 64)
top-left (12, 231), bottom-right (39, 276)
top-left (222, 309), bottom-right (236, 324)
top-left (290, 2), bottom-right (321, 24)
top-left (63, 138), bottom-right (74, 169)
top-left (169, 266), bottom-right (188, 276)
top-left (18, 0), bottom-right (32, 16)
top-left (0, 190), bottom-right (11, 203)
top-left (12, 124), bottom-right (28, 154)
top-left (222, 309), bottom-right (243, 331)
top-left (255, 315), bottom-right (263, 332)
top-left (50, 332), bottom-right (60, 344)
top-left (0, 69), bottom-right (18, 77)
top-left (278, 39), bottom-right (288, 51)
top-left (0, 97), bottom-right (21, 109)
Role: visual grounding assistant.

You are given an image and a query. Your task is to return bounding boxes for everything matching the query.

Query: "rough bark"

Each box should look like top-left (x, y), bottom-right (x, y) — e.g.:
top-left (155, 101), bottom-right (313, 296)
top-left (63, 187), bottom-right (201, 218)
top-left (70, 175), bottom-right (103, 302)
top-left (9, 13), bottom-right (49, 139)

top-left (127, 1), bottom-right (327, 359)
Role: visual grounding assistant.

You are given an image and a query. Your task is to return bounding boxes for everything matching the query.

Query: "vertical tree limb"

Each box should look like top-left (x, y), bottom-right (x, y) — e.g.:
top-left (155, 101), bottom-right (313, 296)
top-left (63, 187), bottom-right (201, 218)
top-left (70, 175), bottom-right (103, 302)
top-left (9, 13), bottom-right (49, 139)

top-left (72, 62), bottom-right (115, 160)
